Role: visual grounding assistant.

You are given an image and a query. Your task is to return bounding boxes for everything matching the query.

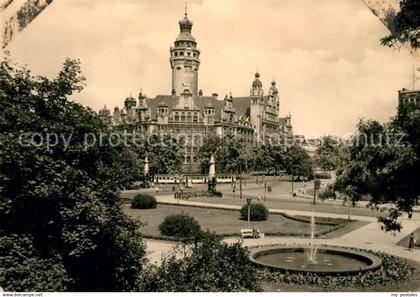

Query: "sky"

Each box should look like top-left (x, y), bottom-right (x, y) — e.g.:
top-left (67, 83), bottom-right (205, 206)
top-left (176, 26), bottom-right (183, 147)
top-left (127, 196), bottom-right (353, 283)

top-left (3, 0), bottom-right (418, 137)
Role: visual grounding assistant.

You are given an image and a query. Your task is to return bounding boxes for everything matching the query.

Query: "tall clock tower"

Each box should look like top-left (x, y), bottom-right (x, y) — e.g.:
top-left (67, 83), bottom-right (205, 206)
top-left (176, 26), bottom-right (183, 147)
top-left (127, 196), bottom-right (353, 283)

top-left (169, 9), bottom-right (200, 97)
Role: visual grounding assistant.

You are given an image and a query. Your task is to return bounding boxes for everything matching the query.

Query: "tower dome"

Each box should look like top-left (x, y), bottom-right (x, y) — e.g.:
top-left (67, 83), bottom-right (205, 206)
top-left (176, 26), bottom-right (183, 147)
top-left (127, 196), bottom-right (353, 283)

top-left (252, 72), bottom-right (262, 88)
top-left (179, 12), bottom-right (193, 33)
top-left (269, 79), bottom-right (278, 95)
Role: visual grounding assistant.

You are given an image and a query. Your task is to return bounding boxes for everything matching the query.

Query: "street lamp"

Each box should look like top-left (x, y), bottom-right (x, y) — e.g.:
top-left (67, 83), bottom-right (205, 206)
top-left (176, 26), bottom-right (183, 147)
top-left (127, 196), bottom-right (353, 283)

top-left (313, 168), bottom-right (320, 205)
top-left (291, 167), bottom-right (294, 196)
top-left (246, 198), bottom-right (252, 229)
top-left (240, 172), bottom-right (243, 200)
top-left (264, 182), bottom-right (267, 201)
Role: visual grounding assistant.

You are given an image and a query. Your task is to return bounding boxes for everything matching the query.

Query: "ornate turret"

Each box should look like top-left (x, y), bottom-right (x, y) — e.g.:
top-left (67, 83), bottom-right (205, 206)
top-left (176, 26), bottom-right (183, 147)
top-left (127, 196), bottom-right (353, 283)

top-left (179, 8), bottom-right (193, 33)
top-left (269, 80), bottom-right (278, 95)
top-left (251, 72), bottom-right (264, 97)
top-left (170, 7), bottom-right (201, 97)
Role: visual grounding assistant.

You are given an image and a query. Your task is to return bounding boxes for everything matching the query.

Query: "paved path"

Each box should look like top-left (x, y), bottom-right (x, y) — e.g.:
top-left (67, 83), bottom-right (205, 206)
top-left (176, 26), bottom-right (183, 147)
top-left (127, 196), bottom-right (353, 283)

top-left (145, 194), bottom-right (420, 264)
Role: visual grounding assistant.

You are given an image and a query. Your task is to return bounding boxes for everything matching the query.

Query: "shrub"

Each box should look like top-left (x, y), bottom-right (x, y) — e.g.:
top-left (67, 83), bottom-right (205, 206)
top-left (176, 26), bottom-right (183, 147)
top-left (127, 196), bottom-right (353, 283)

top-left (141, 232), bottom-right (261, 292)
top-left (318, 185), bottom-right (336, 200)
top-left (159, 214), bottom-right (201, 237)
top-left (131, 194), bottom-right (157, 209)
top-left (240, 203), bottom-right (269, 221)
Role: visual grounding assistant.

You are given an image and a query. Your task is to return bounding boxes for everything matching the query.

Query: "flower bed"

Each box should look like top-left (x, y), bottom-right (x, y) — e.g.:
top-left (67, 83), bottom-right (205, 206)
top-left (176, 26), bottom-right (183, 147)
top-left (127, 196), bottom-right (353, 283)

top-left (174, 190), bottom-right (223, 200)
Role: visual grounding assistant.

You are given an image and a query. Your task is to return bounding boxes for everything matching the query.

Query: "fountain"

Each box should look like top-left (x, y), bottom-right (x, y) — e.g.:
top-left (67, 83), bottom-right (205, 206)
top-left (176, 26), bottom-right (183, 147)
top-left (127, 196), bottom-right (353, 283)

top-left (249, 212), bottom-right (382, 275)
top-left (305, 214), bottom-right (318, 263)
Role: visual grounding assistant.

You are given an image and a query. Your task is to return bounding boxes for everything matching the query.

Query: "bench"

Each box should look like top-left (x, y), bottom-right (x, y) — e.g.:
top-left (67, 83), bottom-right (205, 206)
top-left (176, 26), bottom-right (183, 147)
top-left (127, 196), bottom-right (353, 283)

top-left (240, 229), bottom-right (254, 239)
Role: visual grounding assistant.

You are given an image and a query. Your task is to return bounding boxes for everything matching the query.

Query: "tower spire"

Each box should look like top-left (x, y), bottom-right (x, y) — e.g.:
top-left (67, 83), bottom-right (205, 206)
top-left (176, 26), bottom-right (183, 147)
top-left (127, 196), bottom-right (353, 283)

top-left (185, 2), bottom-right (188, 17)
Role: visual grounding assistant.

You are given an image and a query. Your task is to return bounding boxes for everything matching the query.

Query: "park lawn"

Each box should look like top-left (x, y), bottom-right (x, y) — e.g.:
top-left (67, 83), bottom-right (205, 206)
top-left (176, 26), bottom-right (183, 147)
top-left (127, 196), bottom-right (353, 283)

top-left (123, 204), bottom-right (355, 239)
top-left (188, 196), bottom-right (380, 217)
top-left (397, 226), bottom-right (420, 250)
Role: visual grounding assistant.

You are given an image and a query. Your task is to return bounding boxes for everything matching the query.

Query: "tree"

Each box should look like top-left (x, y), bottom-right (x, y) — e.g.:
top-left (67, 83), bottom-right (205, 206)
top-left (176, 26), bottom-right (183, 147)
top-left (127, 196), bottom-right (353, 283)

top-left (314, 136), bottom-right (348, 171)
top-left (141, 232), bottom-right (261, 292)
top-left (134, 134), bottom-right (183, 176)
top-left (334, 107), bottom-right (419, 231)
top-left (198, 136), bottom-right (253, 174)
top-left (380, 0), bottom-right (420, 50)
top-left (282, 145), bottom-right (313, 180)
top-left (0, 57), bottom-right (146, 291)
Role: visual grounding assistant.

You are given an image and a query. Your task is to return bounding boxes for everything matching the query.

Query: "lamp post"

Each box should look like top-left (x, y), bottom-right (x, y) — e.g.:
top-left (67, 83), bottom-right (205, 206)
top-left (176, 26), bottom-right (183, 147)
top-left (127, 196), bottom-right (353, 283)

top-left (240, 172), bottom-right (243, 200)
top-left (264, 182), bottom-right (267, 201)
top-left (313, 168), bottom-right (320, 205)
top-left (291, 167), bottom-right (294, 196)
top-left (246, 198), bottom-right (252, 229)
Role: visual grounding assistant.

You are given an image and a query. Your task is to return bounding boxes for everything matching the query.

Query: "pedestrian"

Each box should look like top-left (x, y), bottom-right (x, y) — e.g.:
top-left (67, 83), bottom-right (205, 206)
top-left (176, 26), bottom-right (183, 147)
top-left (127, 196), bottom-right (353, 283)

top-left (408, 233), bottom-right (416, 251)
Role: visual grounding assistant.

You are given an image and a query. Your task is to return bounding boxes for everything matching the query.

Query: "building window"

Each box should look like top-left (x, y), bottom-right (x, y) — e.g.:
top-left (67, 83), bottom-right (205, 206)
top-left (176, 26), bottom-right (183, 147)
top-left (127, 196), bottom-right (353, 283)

top-left (174, 52), bottom-right (178, 56)
top-left (180, 51), bottom-right (184, 56)
top-left (187, 112), bottom-right (192, 122)
top-left (186, 156), bottom-right (191, 164)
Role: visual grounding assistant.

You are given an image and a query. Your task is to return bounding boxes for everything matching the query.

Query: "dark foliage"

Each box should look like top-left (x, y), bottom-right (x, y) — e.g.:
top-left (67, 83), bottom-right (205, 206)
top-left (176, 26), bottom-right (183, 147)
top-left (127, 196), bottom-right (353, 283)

top-left (381, 0), bottom-right (420, 50)
top-left (0, 58), bottom-right (146, 291)
top-left (131, 194), bottom-right (157, 209)
top-left (334, 103), bottom-right (419, 231)
top-left (159, 214), bottom-right (201, 238)
top-left (140, 232), bottom-right (261, 292)
top-left (240, 203), bottom-right (269, 221)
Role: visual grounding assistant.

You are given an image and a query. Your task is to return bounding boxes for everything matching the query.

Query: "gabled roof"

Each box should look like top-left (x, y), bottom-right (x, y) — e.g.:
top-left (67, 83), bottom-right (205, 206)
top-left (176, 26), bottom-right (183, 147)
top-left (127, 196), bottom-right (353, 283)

top-left (139, 95), bottom-right (256, 122)
top-left (231, 97), bottom-right (251, 118)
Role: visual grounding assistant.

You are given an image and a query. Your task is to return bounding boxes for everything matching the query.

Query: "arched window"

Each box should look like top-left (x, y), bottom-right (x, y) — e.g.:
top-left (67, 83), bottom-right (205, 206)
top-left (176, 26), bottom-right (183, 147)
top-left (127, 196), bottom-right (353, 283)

top-left (174, 112), bottom-right (179, 121)
top-left (186, 156), bottom-right (191, 164)
top-left (180, 51), bottom-right (184, 56)
top-left (187, 112), bottom-right (192, 122)
top-left (181, 112), bottom-right (185, 121)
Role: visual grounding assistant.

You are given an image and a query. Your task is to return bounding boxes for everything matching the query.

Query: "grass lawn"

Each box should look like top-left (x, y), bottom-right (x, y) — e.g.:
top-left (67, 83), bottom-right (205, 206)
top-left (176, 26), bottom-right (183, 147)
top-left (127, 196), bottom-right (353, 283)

top-left (123, 203), bottom-right (359, 239)
top-left (397, 226), bottom-right (420, 250)
top-left (188, 196), bottom-right (379, 217)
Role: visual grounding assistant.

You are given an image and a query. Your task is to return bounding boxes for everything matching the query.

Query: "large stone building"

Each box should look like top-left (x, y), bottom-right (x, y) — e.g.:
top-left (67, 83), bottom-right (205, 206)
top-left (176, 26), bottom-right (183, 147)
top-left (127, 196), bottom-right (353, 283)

top-left (99, 10), bottom-right (293, 172)
top-left (398, 88), bottom-right (420, 107)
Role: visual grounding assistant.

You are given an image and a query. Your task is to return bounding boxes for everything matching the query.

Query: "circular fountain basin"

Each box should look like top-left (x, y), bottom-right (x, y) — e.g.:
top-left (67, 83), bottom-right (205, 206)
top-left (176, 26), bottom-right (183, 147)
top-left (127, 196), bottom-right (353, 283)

top-left (250, 245), bottom-right (382, 275)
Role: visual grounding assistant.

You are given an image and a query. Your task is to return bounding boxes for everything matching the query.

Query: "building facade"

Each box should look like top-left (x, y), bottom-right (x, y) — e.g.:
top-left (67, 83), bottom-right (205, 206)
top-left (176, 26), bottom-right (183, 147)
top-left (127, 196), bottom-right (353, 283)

top-left (99, 11), bottom-right (293, 173)
top-left (398, 88), bottom-right (420, 107)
